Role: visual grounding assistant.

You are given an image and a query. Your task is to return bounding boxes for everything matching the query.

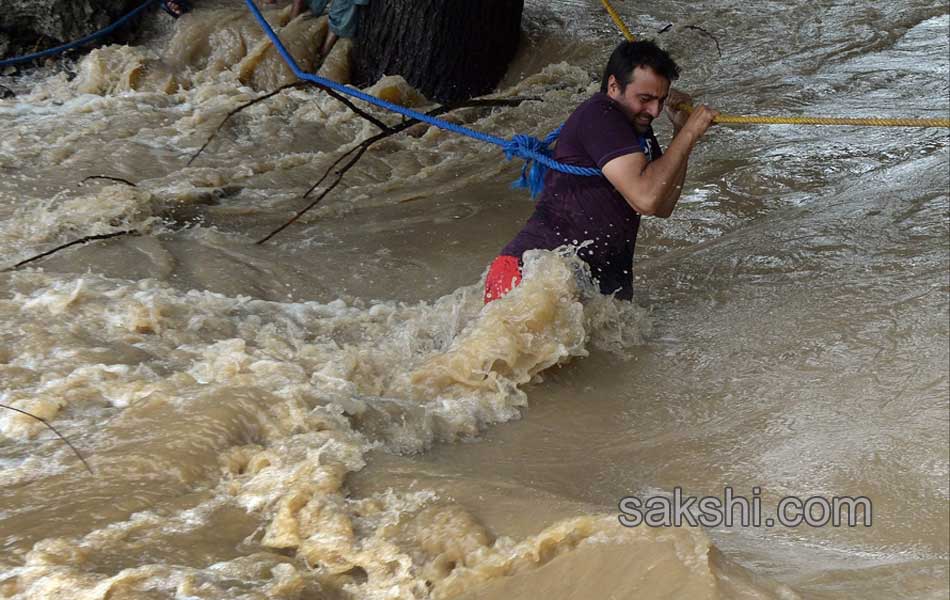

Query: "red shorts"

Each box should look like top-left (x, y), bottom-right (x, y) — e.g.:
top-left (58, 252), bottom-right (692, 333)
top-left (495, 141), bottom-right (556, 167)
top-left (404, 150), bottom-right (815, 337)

top-left (484, 255), bottom-right (522, 304)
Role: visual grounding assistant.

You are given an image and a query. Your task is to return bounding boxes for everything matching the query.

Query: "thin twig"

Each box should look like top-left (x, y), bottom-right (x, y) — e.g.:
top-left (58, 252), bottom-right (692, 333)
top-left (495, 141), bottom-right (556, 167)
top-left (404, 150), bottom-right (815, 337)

top-left (80, 175), bottom-right (137, 187)
top-left (317, 85), bottom-right (393, 132)
top-left (293, 97), bottom-right (534, 203)
top-left (684, 25), bottom-right (722, 58)
top-left (187, 81), bottom-right (393, 166)
top-left (255, 96), bottom-right (538, 244)
top-left (300, 143), bottom-right (363, 198)
top-left (256, 144), bottom-right (370, 244)
top-left (29, 34), bottom-right (47, 56)
top-left (4, 230), bottom-right (137, 271)
top-left (657, 23), bottom-right (673, 34)
top-left (0, 403), bottom-right (94, 475)
top-left (187, 82), bottom-right (303, 166)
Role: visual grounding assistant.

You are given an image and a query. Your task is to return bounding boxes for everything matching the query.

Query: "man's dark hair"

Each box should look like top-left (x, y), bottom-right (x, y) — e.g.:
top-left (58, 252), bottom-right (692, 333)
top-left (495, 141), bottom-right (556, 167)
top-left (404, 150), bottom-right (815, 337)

top-left (600, 40), bottom-right (680, 94)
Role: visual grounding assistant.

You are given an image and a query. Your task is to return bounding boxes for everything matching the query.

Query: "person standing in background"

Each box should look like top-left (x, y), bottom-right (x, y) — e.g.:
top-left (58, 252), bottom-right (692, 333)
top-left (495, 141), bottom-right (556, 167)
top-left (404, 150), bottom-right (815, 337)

top-left (291, 0), bottom-right (369, 57)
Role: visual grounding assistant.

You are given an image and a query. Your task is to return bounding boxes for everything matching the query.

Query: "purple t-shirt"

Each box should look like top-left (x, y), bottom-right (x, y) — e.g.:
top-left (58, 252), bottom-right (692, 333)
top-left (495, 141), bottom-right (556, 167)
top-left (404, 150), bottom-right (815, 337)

top-left (501, 93), bottom-right (661, 300)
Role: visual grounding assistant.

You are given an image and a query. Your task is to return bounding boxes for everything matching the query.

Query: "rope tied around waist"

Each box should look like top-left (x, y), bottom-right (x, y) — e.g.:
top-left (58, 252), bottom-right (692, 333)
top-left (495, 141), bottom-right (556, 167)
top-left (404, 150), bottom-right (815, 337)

top-left (504, 134), bottom-right (553, 198)
top-left (502, 125), bottom-right (600, 198)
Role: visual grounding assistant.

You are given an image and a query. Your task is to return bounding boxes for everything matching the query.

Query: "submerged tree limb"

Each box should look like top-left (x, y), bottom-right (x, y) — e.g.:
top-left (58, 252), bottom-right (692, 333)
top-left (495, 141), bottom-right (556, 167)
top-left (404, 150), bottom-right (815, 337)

top-left (0, 404), bottom-right (94, 475)
top-left (256, 96), bottom-right (538, 244)
top-left (4, 230), bottom-right (137, 271)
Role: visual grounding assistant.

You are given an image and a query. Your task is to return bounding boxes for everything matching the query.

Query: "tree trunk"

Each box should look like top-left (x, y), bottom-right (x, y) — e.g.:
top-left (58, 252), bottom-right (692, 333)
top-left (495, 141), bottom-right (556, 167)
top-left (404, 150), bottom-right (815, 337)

top-left (352, 0), bottom-right (523, 104)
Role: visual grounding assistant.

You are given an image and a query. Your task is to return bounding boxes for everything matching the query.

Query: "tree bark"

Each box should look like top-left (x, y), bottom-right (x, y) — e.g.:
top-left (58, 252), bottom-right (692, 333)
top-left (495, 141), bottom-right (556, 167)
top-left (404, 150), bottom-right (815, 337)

top-left (352, 0), bottom-right (523, 104)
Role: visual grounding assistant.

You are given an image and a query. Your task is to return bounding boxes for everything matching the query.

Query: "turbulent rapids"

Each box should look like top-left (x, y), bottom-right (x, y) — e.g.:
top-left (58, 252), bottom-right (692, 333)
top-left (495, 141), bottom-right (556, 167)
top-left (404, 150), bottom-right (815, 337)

top-left (1, 1), bottom-right (948, 599)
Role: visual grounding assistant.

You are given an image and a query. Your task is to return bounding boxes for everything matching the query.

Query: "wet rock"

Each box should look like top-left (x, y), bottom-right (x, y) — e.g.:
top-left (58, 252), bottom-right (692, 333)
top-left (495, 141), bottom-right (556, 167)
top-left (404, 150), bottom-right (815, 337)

top-left (0, 0), bottom-right (145, 62)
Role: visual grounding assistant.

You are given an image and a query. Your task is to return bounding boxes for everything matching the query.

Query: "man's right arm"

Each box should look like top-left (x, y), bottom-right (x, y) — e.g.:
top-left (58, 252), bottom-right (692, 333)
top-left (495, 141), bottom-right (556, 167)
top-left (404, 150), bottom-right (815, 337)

top-left (602, 105), bottom-right (717, 218)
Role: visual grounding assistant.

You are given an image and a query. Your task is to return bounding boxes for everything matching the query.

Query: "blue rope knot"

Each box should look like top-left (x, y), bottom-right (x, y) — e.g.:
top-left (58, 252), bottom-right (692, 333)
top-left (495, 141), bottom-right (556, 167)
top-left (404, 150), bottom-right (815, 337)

top-left (503, 130), bottom-right (559, 199)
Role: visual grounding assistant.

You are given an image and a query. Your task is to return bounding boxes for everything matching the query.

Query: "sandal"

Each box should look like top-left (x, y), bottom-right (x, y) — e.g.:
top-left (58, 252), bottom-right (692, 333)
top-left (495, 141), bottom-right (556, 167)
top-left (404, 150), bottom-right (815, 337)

top-left (161, 0), bottom-right (191, 19)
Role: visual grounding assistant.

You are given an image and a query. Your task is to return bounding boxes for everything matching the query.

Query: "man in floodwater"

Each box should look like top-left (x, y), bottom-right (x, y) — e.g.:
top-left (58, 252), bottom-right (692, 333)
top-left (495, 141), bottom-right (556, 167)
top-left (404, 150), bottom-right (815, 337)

top-left (484, 40), bottom-right (718, 303)
top-left (291, 0), bottom-right (368, 58)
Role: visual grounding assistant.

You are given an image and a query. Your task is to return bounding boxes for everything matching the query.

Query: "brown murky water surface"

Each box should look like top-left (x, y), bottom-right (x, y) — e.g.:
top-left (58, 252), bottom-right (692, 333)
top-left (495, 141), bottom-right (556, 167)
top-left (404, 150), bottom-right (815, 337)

top-left (1, 1), bottom-right (948, 598)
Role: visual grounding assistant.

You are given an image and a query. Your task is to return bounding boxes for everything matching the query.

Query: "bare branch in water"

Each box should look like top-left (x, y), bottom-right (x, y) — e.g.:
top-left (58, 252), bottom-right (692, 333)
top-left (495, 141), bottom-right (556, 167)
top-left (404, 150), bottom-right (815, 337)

top-left (187, 81), bottom-right (394, 166)
top-left (684, 25), bottom-right (723, 58)
top-left (317, 85), bottom-right (394, 132)
top-left (4, 230), bottom-right (137, 271)
top-left (655, 23), bottom-right (722, 58)
top-left (0, 403), bottom-right (94, 475)
top-left (187, 82), bottom-right (303, 166)
top-left (256, 96), bottom-right (539, 244)
top-left (80, 175), bottom-right (137, 187)
top-left (255, 141), bottom-right (369, 244)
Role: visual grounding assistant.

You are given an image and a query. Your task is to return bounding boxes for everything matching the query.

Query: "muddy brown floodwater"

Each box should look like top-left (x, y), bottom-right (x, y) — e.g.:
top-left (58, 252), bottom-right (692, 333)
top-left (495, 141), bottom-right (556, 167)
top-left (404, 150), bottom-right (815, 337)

top-left (1, 1), bottom-right (948, 599)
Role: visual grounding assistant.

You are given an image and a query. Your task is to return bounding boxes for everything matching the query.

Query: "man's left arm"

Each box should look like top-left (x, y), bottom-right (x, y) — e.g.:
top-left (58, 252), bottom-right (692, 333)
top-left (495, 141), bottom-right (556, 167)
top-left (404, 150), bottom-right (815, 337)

top-left (654, 89), bottom-right (697, 218)
top-left (653, 141), bottom-right (688, 218)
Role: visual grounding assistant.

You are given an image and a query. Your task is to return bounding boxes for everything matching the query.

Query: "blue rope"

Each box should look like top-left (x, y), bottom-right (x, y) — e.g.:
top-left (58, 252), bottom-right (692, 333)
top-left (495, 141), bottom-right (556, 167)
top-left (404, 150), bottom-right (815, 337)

top-left (243, 0), bottom-right (601, 197)
top-left (0, 0), bottom-right (161, 68)
top-left (506, 128), bottom-right (560, 197)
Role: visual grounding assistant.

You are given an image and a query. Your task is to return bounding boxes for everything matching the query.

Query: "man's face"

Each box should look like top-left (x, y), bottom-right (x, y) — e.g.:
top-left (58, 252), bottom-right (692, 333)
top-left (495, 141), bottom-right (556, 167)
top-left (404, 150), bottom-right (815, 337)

top-left (606, 66), bottom-right (671, 134)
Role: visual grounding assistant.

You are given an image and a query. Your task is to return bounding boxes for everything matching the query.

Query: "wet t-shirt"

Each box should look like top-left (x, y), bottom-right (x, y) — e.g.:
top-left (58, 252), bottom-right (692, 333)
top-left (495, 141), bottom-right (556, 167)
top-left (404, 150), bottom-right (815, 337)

top-left (501, 92), bottom-right (661, 300)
